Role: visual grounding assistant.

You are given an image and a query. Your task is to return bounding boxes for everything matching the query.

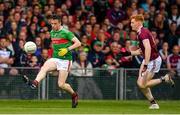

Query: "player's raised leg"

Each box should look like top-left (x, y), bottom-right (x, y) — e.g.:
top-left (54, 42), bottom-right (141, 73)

top-left (58, 69), bottom-right (78, 108)
top-left (137, 63), bottom-right (175, 109)
top-left (137, 72), bottom-right (159, 109)
top-left (23, 58), bottom-right (57, 89)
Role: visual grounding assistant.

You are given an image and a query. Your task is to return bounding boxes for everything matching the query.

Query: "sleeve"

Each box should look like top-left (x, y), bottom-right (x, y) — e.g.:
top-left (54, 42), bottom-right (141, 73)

top-left (66, 31), bottom-right (75, 41)
top-left (139, 30), bottom-right (149, 41)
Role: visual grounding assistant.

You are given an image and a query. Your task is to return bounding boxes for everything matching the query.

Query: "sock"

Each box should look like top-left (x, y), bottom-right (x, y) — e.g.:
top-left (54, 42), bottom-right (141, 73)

top-left (160, 76), bottom-right (165, 82)
top-left (32, 80), bottom-right (39, 87)
top-left (72, 92), bottom-right (77, 97)
top-left (150, 99), bottom-right (156, 104)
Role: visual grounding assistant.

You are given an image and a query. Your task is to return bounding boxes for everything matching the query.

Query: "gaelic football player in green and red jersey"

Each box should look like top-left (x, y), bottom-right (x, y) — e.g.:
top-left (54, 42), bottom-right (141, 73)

top-left (23, 15), bottom-right (81, 108)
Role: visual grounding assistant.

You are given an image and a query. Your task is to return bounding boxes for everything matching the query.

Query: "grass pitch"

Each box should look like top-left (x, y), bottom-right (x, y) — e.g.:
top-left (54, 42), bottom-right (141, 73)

top-left (0, 100), bottom-right (179, 114)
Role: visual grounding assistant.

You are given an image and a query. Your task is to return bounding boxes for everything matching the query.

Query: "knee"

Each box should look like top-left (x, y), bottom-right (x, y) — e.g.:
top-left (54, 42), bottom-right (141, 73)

top-left (9, 68), bottom-right (18, 76)
top-left (0, 69), bottom-right (5, 76)
top-left (58, 82), bottom-right (66, 89)
top-left (137, 80), bottom-right (146, 89)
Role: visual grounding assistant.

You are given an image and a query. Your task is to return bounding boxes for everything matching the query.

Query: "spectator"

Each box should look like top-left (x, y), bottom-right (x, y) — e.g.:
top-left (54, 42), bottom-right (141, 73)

top-left (80, 35), bottom-right (91, 53)
top-left (92, 23), bottom-right (100, 37)
top-left (88, 41), bottom-right (105, 68)
top-left (120, 40), bottom-right (133, 68)
top-left (0, 37), bottom-right (17, 75)
top-left (89, 15), bottom-right (97, 26)
top-left (102, 55), bottom-right (120, 75)
top-left (8, 21), bottom-right (18, 39)
top-left (28, 55), bottom-right (40, 68)
top-left (150, 13), bottom-right (169, 34)
top-left (166, 21), bottom-right (179, 51)
top-left (117, 22), bottom-right (129, 44)
top-left (72, 6), bottom-right (86, 24)
top-left (73, 21), bottom-right (82, 38)
top-left (131, 1), bottom-right (138, 15)
top-left (82, 23), bottom-right (96, 44)
top-left (156, 1), bottom-right (168, 17)
top-left (0, 20), bottom-right (6, 38)
top-left (159, 42), bottom-right (170, 68)
top-left (150, 29), bottom-right (162, 50)
top-left (168, 4), bottom-right (180, 26)
top-left (43, 31), bottom-right (51, 49)
top-left (149, 4), bottom-right (156, 22)
top-left (34, 36), bottom-right (42, 58)
top-left (107, 30), bottom-right (122, 45)
top-left (106, 0), bottom-right (126, 27)
top-left (81, 0), bottom-right (94, 13)
top-left (107, 42), bottom-right (121, 66)
top-left (27, 22), bottom-right (38, 41)
top-left (71, 51), bottom-right (102, 99)
top-left (167, 45), bottom-right (180, 74)
top-left (61, 14), bottom-right (69, 30)
top-left (129, 30), bottom-right (138, 48)
top-left (143, 11), bottom-right (150, 28)
top-left (103, 18), bottom-right (114, 34)
top-left (38, 48), bottom-right (49, 66)
top-left (93, 0), bottom-right (109, 23)
top-left (14, 39), bottom-right (27, 67)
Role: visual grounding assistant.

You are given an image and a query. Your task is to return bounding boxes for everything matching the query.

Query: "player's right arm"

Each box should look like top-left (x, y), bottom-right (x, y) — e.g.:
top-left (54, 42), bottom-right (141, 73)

top-left (130, 49), bottom-right (142, 56)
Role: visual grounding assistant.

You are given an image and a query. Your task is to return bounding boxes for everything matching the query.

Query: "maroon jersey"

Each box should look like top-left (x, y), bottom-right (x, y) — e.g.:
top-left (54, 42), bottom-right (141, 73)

top-left (137, 27), bottom-right (159, 60)
top-left (167, 54), bottom-right (180, 69)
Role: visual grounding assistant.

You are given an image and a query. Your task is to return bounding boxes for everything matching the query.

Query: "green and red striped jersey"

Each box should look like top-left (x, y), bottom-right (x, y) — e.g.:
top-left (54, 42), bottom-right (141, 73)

top-left (50, 27), bottom-right (74, 60)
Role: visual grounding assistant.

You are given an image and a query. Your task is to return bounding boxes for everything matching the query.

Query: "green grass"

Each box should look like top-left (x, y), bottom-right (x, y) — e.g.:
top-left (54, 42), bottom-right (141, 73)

top-left (0, 100), bottom-right (179, 114)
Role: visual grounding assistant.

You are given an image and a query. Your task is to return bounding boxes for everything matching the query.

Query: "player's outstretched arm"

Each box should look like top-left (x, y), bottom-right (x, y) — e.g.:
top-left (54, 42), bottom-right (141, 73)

top-left (68, 37), bottom-right (81, 51)
top-left (130, 49), bottom-right (142, 56)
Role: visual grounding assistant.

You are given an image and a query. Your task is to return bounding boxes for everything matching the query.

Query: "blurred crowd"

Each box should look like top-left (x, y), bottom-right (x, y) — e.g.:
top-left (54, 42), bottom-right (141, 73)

top-left (0, 0), bottom-right (179, 76)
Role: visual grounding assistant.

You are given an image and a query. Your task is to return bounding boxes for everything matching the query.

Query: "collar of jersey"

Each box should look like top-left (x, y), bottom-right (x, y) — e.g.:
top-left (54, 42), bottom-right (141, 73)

top-left (52, 26), bottom-right (63, 32)
top-left (137, 26), bottom-right (143, 34)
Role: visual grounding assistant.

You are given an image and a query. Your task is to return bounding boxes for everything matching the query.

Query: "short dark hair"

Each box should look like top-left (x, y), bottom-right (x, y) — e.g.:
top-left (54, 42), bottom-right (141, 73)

top-left (50, 14), bottom-right (61, 21)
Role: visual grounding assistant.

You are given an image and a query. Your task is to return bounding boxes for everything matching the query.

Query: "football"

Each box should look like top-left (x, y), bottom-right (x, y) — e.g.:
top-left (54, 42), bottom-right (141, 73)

top-left (24, 41), bottom-right (37, 54)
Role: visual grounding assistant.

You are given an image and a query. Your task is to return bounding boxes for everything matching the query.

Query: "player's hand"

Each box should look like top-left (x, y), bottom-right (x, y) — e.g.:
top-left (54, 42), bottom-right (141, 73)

top-left (58, 48), bottom-right (69, 56)
top-left (141, 64), bottom-right (148, 77)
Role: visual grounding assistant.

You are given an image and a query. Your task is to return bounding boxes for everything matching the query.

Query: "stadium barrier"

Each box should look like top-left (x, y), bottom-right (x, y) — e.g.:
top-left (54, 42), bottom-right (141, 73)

top-left (0, 67), bottom-right (179, 100)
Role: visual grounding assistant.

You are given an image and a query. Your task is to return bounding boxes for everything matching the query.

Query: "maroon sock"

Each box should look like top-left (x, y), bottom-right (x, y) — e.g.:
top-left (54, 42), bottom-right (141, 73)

top-left (32, 80), bottom-right (39, 87)
top-left (150, 99), bottom-right (156, 104)
top-left (72, 92), bottom-right (77, 97)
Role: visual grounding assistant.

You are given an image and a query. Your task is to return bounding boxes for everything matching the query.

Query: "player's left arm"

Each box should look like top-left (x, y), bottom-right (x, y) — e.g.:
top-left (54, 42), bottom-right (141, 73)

top-left (67, 37), bottom-right (81, 51)
top-left (58, 33), bottom-right (81, 57)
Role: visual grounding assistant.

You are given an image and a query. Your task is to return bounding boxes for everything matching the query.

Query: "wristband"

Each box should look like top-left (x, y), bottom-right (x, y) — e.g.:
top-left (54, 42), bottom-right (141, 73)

top-left (144, 64), bottom-right (147, 68)
top-left (127, 51), bottom-right (131, 56)
top-left (67, 47), bottom-right (70, 51)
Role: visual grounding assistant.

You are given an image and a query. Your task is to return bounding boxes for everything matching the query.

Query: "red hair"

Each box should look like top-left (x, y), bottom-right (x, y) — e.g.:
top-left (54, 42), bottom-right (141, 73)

top-left (130, 14), bottom-right (144, 22)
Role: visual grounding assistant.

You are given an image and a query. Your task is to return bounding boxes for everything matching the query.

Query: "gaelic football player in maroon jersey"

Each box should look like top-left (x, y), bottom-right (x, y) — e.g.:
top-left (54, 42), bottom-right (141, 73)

top-left (130, 14), bottom-right (174, 109)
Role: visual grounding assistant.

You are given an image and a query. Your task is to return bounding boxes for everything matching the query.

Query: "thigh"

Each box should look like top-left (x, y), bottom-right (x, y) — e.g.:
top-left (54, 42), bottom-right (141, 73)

top-left (138, 64), bottom-right (155, 85)
top-left (43, 58), bottom-right (57, 72)
top-left (142, 56), bottom-right (162, 73)
top-left (56, 60), bottom-right (72, 71)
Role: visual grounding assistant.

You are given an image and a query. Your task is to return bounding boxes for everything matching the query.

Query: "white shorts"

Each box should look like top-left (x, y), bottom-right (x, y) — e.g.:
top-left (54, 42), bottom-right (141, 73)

top-left (142, 56), bottom-right (162, 73)
top-left (48, 58), bottom-right (72, 71)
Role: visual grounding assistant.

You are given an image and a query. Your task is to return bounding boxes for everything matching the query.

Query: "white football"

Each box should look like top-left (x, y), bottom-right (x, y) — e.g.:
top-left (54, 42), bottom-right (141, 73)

top-left (24, 41), bottom-right (37, 54)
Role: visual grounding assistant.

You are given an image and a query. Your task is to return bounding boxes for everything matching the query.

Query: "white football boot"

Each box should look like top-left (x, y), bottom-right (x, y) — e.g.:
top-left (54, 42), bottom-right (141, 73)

top-left (149, 103), bottom-right (160, 109)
